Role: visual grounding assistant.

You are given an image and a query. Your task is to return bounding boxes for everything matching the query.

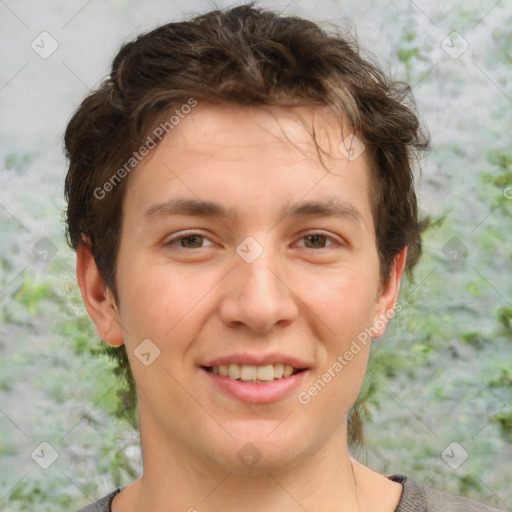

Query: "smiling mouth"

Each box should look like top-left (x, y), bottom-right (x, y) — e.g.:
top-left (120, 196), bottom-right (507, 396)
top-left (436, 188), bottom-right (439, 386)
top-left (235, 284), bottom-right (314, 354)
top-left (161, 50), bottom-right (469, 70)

top-left (203, 363), bottom-right (307, 383)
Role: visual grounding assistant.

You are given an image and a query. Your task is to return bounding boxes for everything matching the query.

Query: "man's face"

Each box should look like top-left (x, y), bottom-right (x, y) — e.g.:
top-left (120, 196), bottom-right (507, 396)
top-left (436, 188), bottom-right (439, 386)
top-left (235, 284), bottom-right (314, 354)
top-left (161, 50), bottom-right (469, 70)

top-left (109, 103), bottom-right (398, 472)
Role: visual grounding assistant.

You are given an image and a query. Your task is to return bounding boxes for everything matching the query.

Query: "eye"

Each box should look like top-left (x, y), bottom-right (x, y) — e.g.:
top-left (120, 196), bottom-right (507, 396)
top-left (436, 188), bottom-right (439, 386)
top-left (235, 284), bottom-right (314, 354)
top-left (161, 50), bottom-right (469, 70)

top-left (296, 232), bottom-right (338, 249)
top-left (164, 231), bottom-right (340, 250)
top-left (164, 231), bottom-right (215, 249)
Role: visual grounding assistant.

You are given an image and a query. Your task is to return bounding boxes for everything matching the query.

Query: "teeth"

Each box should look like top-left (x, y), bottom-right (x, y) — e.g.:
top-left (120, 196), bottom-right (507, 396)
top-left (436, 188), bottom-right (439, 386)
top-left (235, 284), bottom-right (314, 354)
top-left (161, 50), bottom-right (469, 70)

top-left (257, 365), bottom-right (274, 381)
top-left (273, 364), bottom-right (284, 378)
top-left (241, 365), bottom-right (257, 381)
top-left (211, 363), bottom-right (298, 382)
top-left (228, 363), bottom-right (241, 379)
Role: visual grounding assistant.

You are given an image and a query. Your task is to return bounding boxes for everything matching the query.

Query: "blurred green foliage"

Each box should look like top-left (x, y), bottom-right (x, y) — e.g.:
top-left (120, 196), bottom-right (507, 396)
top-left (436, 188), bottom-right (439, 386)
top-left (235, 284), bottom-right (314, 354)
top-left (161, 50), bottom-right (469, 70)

top-left (1, 2), bottom-right (511, 511)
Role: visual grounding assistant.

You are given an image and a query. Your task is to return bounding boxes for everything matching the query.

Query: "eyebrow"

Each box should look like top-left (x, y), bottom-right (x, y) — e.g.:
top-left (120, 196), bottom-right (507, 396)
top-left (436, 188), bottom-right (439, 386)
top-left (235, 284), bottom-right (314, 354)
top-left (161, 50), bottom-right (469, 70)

top-left (144, 198), bottom-right (236, 220)
top-left (144, 196), bottom-right (363, 224)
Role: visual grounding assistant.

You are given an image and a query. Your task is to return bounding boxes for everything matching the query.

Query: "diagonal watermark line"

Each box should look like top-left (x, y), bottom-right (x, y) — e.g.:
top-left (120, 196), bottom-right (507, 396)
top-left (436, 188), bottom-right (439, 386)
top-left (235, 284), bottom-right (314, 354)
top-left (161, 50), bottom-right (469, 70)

top-left (407, 0), bottom-right (439, 28)
top-left (0, 408), bottom-right (30, 439)
top-left (470, 206), bottom-right (497, 233)
top-left (471, 0), bottom-right (503, 30)
top-left (61, 61), bottom-right (91, 90)
top-left (163, 163), bottom-right (234, 234)
top-left (472, 60), bottom-right (512, 104)
top-left (0, 0), bottom-right (29, 28)
top-left (266, 168), bottom-right (333, 234)
top-left (277, 0), bottom-right (295, 17)
top-left (0, 62), bottom-right (29, 94)
top-left (60, 383), bottom-right (117, 440)
top-left (265, 266), bottom-right (336, 335)
top-left (0, 266), bottom-right (28, 297)
top-left (162, 367), bottom-right (234, 439)
top-left (266, 410), bottom-right (294, 438)
top-left (471, 266), bottom-right (512, 306)
top-left (61, 0), bottom-right (93, 29)
top-left (0, 471), bottom-right (30, 502)
top-left (423, 469), bottom-right (441, 489)
top-left (471, 473), bottom-right (509, 511)
top-left (411, 62), bottom-right (439, 90)
top-left (200, 471), bottom-right (233, 502)
top-left (81, 284), bottom-right (132, 337)
top-left (472, 396), bottom-right (512, 440)
top-left (0, 204), bottom-right (30, 232)
top-left (163, 267), bottom-right (234, 337)
top-left (405, 265), bottom-right (438, 296)
top-left (61, 470), bottom-right (93, 502)
top-left (265, 470), bottom-right (310, 511)
top-left (369, 370), bottom-right (439, 439)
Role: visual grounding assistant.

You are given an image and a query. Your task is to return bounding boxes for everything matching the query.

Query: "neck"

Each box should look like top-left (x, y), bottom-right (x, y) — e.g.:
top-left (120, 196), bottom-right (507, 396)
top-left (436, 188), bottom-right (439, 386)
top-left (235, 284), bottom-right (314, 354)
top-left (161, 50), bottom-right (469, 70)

top-left (113, 407), bottom-right (402, 512)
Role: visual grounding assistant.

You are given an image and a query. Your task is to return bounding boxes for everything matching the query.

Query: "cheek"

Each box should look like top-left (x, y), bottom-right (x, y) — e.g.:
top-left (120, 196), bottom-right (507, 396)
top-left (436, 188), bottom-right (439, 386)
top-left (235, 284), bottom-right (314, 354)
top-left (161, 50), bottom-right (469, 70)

top-left (117, 256), bottom-right (207, 336)
top-left (300, 268), bottom-right (378, 337)
top-left (299, 342), bottom-right (370, 431)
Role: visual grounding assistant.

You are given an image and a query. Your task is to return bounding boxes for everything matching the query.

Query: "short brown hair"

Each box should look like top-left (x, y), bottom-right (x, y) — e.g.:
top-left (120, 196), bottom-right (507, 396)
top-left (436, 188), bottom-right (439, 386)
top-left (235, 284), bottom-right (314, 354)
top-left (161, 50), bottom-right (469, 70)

top-left (64, 2), bottom-right (428, 437)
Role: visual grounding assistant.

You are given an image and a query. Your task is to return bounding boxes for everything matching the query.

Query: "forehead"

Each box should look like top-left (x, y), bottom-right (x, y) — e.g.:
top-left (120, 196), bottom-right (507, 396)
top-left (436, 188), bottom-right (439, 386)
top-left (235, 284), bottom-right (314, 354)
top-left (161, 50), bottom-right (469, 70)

top-left (169, 103), bottom-right (346, 158)
top-left (123, 103), bottom-right (372, 224)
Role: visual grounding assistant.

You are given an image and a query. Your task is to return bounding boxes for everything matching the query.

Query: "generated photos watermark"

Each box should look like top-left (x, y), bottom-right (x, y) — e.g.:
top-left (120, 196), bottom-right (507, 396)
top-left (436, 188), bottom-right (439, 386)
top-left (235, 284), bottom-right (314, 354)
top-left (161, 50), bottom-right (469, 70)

top-left (297, 303), bottom-right (402, 405)
top-left (94, 97), bottom-right (198, 200)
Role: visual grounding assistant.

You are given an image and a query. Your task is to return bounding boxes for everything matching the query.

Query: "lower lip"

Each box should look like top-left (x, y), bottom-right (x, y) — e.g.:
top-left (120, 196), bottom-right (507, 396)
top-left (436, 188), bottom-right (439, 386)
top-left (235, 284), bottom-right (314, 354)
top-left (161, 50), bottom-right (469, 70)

top-left (201, 368), bottom-right (309, 403)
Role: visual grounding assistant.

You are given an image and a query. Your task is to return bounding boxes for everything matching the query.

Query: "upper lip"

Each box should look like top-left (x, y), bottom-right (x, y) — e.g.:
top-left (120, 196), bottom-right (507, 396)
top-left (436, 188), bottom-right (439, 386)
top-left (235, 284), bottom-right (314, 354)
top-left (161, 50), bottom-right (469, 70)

top-left (201, 353), bottom-right (310, 369)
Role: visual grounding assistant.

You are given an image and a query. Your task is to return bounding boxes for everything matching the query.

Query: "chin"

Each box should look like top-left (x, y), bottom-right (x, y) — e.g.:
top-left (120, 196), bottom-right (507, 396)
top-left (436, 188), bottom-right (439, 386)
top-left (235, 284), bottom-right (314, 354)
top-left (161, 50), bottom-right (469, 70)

top-left (202, 420), bottom-right (312, 475)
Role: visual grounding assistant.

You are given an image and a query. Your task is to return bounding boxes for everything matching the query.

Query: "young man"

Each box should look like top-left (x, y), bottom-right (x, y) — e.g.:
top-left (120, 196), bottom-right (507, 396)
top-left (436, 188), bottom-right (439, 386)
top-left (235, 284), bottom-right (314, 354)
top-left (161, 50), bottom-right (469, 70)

top-left (64, 3), bottom-right (504, 511)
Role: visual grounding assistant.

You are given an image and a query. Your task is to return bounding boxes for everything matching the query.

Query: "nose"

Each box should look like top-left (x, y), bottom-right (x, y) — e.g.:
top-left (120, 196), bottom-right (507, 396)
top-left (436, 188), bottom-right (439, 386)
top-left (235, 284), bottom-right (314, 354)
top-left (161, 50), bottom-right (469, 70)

top-left (218, 242), bottom-right (299, 333)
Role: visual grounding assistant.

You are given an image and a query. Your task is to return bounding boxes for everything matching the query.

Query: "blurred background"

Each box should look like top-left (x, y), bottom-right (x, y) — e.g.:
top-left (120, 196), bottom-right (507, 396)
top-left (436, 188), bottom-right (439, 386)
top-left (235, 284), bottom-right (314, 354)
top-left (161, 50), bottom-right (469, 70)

top-left (0, 0), bottom-right (511, 510)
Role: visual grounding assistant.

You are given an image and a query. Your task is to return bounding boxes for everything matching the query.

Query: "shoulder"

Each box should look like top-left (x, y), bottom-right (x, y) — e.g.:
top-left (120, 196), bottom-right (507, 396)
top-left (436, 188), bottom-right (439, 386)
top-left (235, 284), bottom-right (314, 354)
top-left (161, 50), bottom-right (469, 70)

top-left (75, 488), bottom-right (121, 512)
top-left (390, 474), bottom-right (506, 512)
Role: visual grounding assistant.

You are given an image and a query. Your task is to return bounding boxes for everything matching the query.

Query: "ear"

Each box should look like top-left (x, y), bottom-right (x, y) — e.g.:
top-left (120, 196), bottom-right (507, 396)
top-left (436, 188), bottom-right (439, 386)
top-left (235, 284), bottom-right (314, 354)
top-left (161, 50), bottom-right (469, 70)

top-left (76, 242), bottom-right (124, 347)
top-left (370, 246), bottom-right (408, 339)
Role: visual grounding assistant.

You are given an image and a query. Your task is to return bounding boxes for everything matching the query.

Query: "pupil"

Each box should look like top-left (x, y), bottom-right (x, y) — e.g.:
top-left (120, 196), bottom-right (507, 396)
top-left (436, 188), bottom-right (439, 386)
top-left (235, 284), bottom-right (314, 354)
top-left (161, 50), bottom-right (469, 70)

top-left (306, 234), bottom-right (325, 248)
top-left (182, 235), bottom-right (202, 248)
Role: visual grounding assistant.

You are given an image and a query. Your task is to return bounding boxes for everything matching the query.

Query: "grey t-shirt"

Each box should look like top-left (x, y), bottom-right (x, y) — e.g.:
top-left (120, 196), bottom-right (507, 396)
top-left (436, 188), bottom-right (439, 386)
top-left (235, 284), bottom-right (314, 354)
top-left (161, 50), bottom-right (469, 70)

top-left (76, 474), bottom-right (506, 511)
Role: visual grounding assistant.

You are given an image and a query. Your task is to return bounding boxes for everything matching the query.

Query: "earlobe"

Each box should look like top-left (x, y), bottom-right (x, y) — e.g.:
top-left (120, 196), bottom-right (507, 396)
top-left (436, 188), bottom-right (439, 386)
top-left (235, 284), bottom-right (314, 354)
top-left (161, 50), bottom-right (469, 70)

top-left (371, 247), bottom-right (408, 339)
top-left (76, 243), bottom-right (124, 347)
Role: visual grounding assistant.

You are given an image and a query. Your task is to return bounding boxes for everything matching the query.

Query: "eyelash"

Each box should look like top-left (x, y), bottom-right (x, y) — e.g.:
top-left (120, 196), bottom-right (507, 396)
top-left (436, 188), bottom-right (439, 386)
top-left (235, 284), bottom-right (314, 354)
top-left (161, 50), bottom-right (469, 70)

top-left (164, 230), bottom-right (341, 250)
